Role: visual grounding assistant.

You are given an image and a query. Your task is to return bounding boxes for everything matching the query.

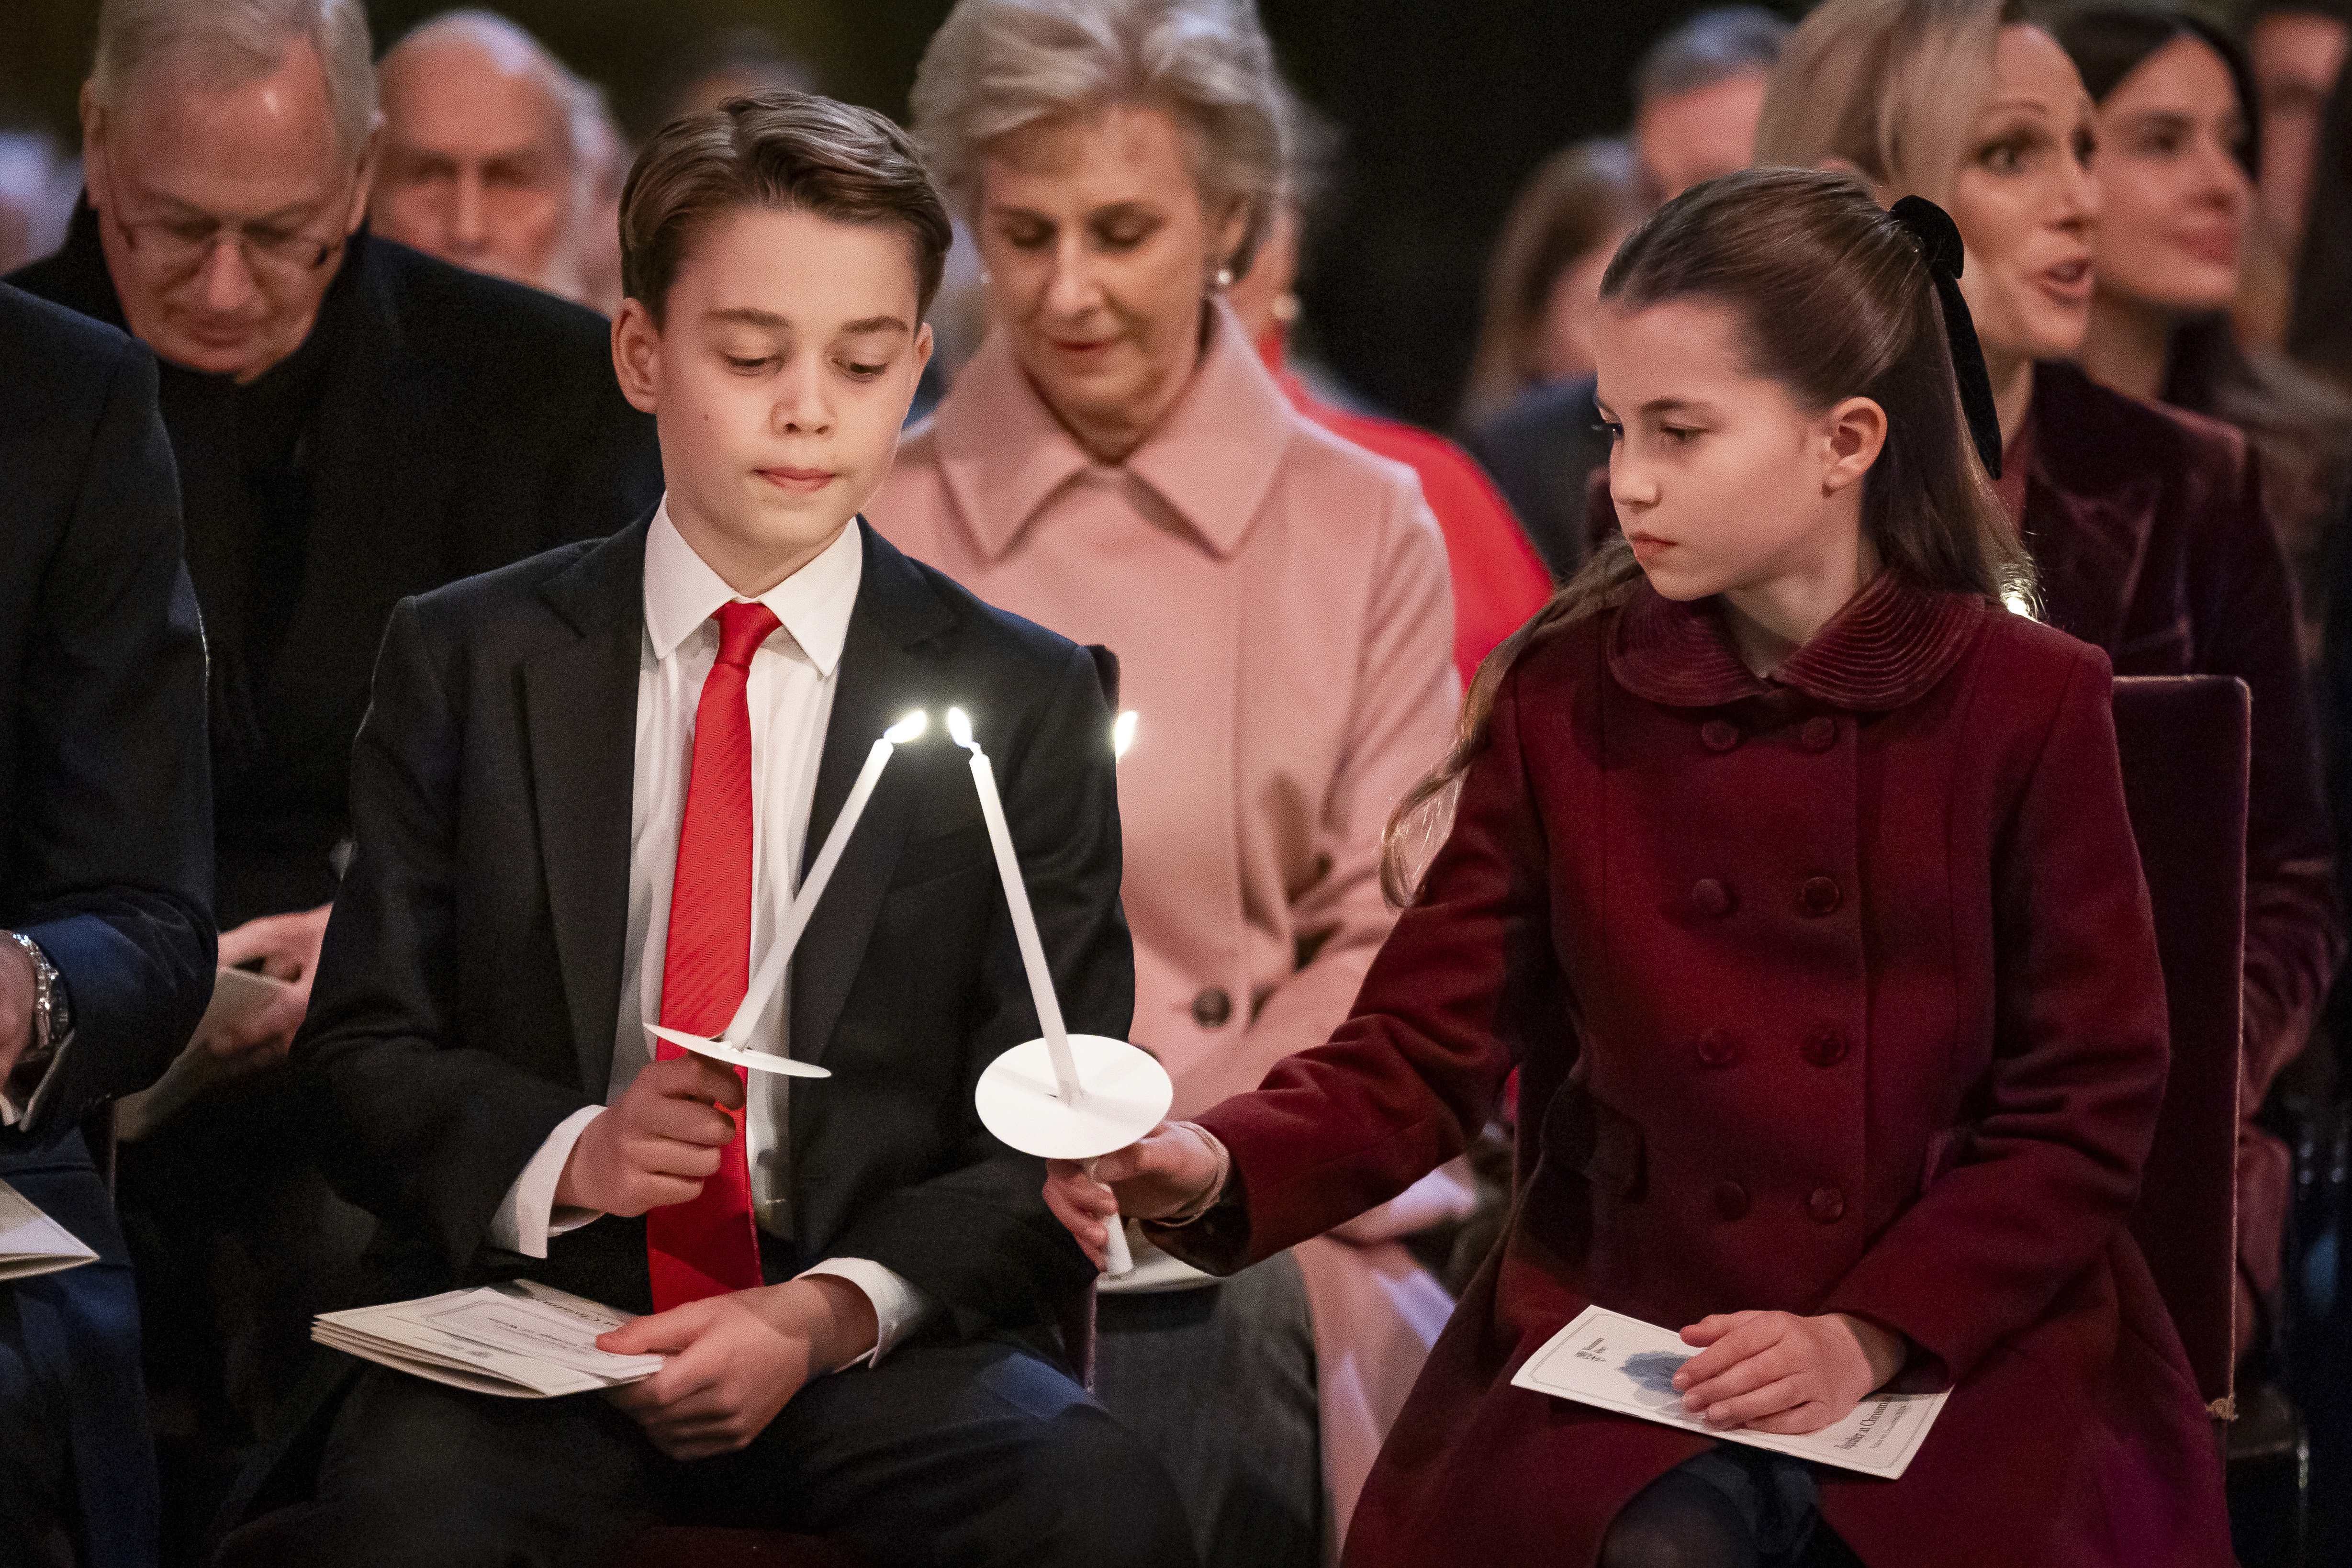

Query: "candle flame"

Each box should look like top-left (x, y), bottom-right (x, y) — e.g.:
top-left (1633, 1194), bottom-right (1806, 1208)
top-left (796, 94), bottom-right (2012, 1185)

top-left (945, 706), bottom-right (976, 750)
top-left (885, 711), bottom-right (928, 745)
top-left (1112, 710), bottom-right (1138, 759)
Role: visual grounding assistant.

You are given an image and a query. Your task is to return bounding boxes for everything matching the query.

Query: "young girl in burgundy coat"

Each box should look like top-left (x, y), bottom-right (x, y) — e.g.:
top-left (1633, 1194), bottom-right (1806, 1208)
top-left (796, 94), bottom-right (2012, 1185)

top-left (1047, 168), bottom-right (2234, 1568)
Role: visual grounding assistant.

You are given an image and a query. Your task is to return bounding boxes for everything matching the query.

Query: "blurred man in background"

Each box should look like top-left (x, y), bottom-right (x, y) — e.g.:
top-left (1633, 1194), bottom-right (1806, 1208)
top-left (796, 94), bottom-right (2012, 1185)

top-left (1467, 5), bottom-right (1788, 571)
top-left (372, 9), bottom-right (614, 309)
top-left (7, 0), bottom-right (659, 1542)
top-left (2244, 0), bottom-right (2352, 345)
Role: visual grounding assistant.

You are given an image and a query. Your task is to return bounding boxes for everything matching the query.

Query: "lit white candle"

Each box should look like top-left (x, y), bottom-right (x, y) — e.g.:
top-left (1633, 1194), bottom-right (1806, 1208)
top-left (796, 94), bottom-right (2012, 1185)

top-left (650, 711), bottom-right (927, 1071)
top-left (946, 707), bottom-right (1083, 1105)
top-left (722, 709), bottom-right (930, 1044)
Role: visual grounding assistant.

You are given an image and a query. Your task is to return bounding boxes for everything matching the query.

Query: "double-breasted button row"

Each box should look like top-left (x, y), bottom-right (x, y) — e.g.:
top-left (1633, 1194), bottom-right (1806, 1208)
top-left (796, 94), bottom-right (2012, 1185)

top-left (1691, 876), bottom-right (1846, 918)
top-left (1192, 987), bottom-right (1232, 1028)
top-left (1708, 1182), bottom-right (1846, 1223)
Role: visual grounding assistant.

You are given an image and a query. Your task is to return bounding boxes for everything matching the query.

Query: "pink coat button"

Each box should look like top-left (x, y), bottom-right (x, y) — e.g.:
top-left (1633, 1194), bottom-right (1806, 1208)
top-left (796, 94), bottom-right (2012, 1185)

top-left (1691, 878), bottom-right (1732, 917)
top-left (1695, 1029), bottom-right (1741, 1067)
top-left (1801, 716), bottom-right (1837, 751)
top-left (1701, 720), bottom-right (1739, 752)
top-left (1714, 1181), bottom-right (1750, 1220)
top-left (1800, 876), bottom-right (1840, 915)
top-left (1808, 1187), bottom-right (1847, 1224)
top-left (1802, 1029), bottom-right (1848, 1067)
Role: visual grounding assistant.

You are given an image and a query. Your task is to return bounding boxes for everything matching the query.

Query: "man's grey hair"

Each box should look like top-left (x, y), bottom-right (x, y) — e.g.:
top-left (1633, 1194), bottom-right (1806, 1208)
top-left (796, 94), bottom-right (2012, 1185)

top-left (910, 0), bottom-right (1289, 276)
top-left (90, 0), bottom-right (377, 156)
top-left (382, 10), bottom-right (605, 173)
top-left (1635, 6), bottom-right (1793, 112)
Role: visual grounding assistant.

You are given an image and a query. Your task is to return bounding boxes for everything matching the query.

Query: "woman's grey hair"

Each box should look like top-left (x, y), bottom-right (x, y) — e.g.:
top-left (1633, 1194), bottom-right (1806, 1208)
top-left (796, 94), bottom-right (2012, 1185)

top-left (90, 0), bottom-right (377, 158)
top-left (910, 0), bottom-right (1289, 274)
top-left (1753, 0), bottom-right (2021, 208)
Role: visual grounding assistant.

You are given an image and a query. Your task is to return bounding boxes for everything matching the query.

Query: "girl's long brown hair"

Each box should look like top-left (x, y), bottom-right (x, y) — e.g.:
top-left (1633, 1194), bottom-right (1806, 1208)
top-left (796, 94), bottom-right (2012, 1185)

top-left (1380, 168), bottom-right (2034, 905)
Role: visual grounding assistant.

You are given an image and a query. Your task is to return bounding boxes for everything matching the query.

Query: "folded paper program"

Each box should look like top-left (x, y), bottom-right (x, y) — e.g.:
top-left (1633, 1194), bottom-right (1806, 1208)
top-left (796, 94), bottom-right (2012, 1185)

top-left (312, 1280), bottom-right (662, 1399)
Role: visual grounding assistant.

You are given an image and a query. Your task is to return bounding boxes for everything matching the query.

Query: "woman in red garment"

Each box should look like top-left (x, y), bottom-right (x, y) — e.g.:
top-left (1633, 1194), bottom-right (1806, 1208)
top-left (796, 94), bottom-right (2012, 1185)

top-left (1048, 169), bottom-right (2232, 1567)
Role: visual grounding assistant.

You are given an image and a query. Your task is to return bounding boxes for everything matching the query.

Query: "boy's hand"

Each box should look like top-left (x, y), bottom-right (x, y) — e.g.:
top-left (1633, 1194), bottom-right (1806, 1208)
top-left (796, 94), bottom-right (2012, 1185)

top-left (1671, 1310), bottom-right (1908, 1434)
top-left (1043, 1120), bottom-right (1220, 1268)
top-left (556, 1054), bottom-right (744, 1217)
top-left (597, 1276), bottom-right (878, 1460)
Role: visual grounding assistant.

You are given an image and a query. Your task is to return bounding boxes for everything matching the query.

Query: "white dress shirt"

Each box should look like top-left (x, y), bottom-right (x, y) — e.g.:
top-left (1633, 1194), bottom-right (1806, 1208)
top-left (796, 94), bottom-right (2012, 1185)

top-left (489, 503), bottom-right (930, 1362)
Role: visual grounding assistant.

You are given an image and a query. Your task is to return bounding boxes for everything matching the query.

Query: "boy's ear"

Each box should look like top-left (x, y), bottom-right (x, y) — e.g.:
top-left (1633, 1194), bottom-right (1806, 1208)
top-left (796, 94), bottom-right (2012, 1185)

top-left (611, 299), bottom-right (661, 416)
top-left (1820, 395), bottom-right (1888, 496)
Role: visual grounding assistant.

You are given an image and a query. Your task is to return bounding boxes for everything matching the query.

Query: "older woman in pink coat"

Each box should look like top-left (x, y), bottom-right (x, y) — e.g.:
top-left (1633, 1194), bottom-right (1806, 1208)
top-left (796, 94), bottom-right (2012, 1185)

top-left (874, 0), bottom-right (1463, 1558)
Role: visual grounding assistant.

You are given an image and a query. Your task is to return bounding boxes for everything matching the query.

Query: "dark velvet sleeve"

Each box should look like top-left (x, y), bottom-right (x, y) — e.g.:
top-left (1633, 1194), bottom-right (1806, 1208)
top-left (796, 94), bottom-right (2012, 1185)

top-left (1151, 663), bottom-right (1550, 1274)
top-left (5, 340), bottom-right (215, 1142)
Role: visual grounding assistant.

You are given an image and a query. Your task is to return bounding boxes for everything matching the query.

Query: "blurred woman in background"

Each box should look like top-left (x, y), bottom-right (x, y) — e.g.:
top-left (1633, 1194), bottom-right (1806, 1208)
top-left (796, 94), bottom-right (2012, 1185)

top-left (878, 1), bottom-right (1465, 1559)
top-left (1456, 138), bottom-right (1647, 427)
top-left (1759, 0), bottom-right (2339, 1370)
top-left (2057, 3), bottom-right (2352, 666)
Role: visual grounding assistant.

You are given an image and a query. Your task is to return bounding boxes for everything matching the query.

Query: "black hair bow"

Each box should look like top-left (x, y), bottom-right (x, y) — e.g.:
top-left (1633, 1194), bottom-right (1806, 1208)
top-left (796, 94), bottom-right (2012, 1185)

top-left (1890, 194), bottom-right (2004, 481)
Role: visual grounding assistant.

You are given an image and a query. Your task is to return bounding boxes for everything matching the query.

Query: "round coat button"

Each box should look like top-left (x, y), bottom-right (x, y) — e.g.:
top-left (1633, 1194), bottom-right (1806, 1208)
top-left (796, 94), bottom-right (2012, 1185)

top-left (1695, 1029), bottom-right (1741, 1068)
top-left (1800, 876), bottom-right (1841, 915)
top-left (1808, 1186), bottom-right (1847, 1224)
top-left (1800, 716), bottom-right (1838, 752)
top-left (1690, 878), bottom-right (1732, 917)
top-left (1701, 720), bottom-right (1740, 752)
top-left (1713, 1181), bottom-right (1750, 1220)
top-left (1191, 987), bottom-right (1233, 1028)
top-left (1802, 1028), bottom-right (1848, 1067)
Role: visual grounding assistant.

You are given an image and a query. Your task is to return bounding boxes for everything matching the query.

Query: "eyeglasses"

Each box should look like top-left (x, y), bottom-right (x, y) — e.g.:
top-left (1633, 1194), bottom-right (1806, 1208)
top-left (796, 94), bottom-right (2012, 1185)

top-left (111, 208), bottom-right (345, 279)
top-left (95, 155), bottom-right (353, 282)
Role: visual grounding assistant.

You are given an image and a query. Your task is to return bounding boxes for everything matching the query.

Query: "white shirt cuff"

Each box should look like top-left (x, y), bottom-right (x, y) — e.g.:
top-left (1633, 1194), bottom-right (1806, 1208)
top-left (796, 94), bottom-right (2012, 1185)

top-left (488, 1105), bottom-right (606, 1257)
top-left (0, 1031), bottom-right (74, 1131)
top-left (798, 1257), bottom-right (933, 1368)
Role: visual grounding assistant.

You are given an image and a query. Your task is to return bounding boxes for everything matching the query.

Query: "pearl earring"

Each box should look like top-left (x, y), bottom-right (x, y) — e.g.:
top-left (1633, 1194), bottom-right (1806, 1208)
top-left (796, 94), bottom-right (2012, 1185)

top-left (1213, 266), bottom-right (1234, 290)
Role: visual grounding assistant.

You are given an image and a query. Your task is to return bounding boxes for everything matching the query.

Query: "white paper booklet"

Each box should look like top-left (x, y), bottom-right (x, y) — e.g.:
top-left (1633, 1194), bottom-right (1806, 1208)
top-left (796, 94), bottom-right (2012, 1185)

top-left (0, 1177), bottom-right (98, 1282)
top-left (1511, 1305), bottom-right (1950, 1479)
top-left (313, 1279), bottom-right (664, 1399)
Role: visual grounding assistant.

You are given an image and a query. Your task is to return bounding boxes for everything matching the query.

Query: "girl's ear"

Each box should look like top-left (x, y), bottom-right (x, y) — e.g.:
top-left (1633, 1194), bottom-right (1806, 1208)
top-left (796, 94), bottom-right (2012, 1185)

top-left (1819, 395), bottom-right (1888, 496)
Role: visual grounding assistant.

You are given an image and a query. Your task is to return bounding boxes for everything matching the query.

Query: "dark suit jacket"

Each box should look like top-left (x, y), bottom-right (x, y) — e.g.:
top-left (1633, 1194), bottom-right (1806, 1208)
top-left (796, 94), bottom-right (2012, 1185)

top-left (9, 206), bottom-right (663, 925)
top-left (0, 281), bottom-right (214, 1567)
top-left (296, 518), bottom-right (1123, 1336)
top-left (2020, 361), bottom-right (2341, 1096)
top-left (1463, 372), bottom-right (1605, 580)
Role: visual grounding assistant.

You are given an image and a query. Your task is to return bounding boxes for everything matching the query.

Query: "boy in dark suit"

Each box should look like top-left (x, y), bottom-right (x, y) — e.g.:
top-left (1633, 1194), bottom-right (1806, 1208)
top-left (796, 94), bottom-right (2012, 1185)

top-left (263, 93), bottom-right (1194, 1567)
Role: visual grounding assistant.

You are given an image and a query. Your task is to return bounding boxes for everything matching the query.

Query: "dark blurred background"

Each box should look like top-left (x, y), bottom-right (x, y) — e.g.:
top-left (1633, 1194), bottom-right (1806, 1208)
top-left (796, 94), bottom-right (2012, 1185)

top-left (0, 0), bottom-right (1793, 429)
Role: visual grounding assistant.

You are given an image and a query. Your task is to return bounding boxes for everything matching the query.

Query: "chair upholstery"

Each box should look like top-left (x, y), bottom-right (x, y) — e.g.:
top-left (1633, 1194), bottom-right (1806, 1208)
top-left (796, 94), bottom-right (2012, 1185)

top-left (2110, 675), bottom-right (2249, 1417)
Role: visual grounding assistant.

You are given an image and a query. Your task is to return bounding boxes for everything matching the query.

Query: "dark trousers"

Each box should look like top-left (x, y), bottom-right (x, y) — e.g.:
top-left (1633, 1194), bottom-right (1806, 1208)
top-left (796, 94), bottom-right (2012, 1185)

top-left (0, 1154), bottom-right (158, 1568)
top-left (243, 1332), bottom-right (1198, 1568)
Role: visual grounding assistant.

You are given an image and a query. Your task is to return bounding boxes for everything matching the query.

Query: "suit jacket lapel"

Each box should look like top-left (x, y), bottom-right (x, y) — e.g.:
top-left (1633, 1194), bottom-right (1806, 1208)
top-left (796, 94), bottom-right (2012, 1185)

top-left (523, 520), bottom-right (650, 1097)
top-left (789, 524), bottom-right (956, 1070)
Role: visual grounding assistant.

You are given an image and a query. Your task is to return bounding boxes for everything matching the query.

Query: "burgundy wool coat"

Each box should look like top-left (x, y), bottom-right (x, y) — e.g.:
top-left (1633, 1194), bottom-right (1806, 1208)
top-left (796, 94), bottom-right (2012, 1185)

top-left (1152, 573), bottom-right (2234, 1568)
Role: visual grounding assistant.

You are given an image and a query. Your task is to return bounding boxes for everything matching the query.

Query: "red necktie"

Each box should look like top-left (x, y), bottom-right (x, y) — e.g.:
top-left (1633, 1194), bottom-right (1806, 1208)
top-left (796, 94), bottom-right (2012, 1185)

top-left (645, 600), bottom-right (780, 1310)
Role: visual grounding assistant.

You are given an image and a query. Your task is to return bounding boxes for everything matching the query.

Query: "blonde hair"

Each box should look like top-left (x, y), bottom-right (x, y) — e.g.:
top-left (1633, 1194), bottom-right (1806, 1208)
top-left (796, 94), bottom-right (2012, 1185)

top-left (910, 0), bottom-right (1288, 275)
top-left (90, 0), bottom-right (376, 157)
top-left (1752, 0), bottom-right (2021, 207)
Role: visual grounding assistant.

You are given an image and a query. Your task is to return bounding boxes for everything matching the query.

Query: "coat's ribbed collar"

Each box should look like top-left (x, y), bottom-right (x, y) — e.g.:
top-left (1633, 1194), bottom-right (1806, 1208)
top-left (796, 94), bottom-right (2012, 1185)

top-left (1608, 571), bottom-right (1987, 711)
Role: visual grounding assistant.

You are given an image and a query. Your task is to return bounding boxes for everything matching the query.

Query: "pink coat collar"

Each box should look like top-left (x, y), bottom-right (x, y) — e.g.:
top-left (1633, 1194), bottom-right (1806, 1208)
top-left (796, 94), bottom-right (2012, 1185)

top-left (927, 302), bottom-right (1298, 562)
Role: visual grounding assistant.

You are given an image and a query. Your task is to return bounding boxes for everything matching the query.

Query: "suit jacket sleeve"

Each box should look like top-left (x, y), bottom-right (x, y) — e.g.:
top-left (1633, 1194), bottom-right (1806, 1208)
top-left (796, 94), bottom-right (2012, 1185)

top-left (1155, 663), bottom-right (1549, 1272)
top-left (1173, 473), bottom-right (1457, 1116)
top-left (297, 598), bottom-right (592, 1268)
top-left (1822, 643), bottom-right (2171, 1383)
top-left (5, 338), bottom-right (214, 1142)
top-left (820, 642), bottom-right (1125, 1334)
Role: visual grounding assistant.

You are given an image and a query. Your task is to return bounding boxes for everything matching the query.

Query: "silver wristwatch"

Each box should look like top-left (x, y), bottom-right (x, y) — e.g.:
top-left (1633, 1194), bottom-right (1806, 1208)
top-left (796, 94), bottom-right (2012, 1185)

top-left (4, 930), bottom-right (67, 1085)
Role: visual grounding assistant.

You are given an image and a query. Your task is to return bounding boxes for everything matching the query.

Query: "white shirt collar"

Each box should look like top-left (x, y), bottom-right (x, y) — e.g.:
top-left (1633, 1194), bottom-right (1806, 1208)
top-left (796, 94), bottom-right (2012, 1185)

top-left (642, 499), bottom-right (864, 675)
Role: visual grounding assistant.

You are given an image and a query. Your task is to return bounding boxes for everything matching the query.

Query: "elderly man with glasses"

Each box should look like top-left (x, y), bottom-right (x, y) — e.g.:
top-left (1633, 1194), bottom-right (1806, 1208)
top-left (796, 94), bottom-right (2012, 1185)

top-left (6, 0), bottom-right (661, 1513)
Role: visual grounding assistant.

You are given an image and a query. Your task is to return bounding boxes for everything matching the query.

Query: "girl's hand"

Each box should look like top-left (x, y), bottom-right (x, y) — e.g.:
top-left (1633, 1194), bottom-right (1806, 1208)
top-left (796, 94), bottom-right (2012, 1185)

top-left (1043, 1121), bottom-right (1221, 1268)
top-left (1670, 1310), bottom-right (1908, 1434)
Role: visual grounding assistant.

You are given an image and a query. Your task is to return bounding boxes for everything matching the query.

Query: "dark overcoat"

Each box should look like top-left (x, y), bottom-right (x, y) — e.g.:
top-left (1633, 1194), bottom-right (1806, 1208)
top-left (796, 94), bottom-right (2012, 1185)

top-left (1156, 574), bottom-right (2233, 1567)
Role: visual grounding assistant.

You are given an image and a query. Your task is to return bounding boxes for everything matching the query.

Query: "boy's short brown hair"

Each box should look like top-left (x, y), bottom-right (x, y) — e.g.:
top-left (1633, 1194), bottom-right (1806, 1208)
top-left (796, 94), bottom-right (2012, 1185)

top-left (620, 91), bottom-right (953, 325)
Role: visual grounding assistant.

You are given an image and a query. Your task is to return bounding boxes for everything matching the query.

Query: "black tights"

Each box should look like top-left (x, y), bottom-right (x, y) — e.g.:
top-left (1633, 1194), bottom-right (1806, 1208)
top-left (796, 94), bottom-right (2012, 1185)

top-left (1600, 1470), bottom-right (1762, 1568)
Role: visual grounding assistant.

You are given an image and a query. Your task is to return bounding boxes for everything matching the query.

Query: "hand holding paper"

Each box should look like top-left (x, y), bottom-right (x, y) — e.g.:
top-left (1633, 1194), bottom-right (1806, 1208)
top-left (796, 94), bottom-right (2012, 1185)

top-left (555, 1054), bottom-right (744, 1217)
top-left (206, 903), bottom-right (331, 1073)
top-left (1673, 1310), bottom-right (1909, 1435)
